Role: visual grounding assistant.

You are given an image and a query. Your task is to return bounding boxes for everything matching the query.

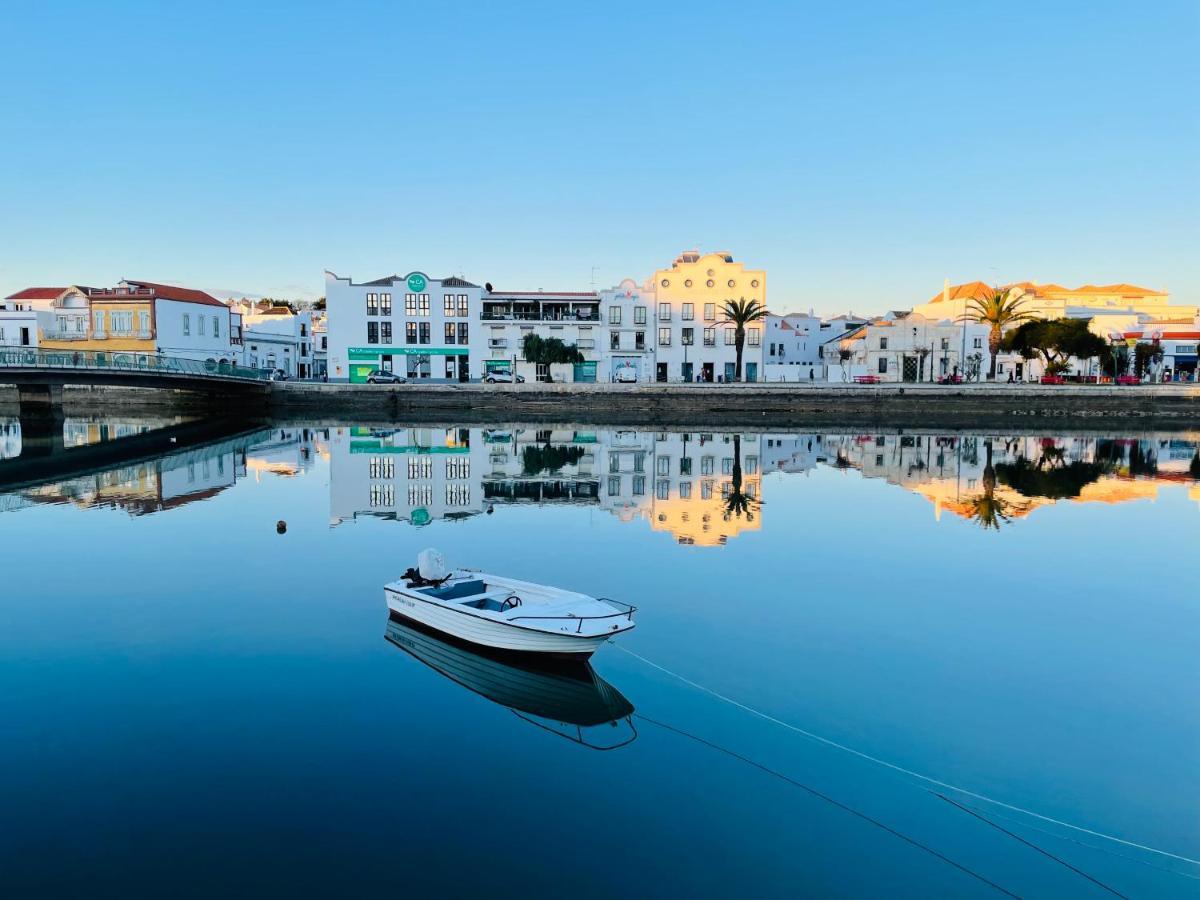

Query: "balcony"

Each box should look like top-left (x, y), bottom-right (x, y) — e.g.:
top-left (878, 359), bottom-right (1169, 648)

top-left (482, 311), bottom-right (600, 322)
top-left (488, 338), bottom-right (508, 349)
top-left (42, 328), bottom-right (90, 341)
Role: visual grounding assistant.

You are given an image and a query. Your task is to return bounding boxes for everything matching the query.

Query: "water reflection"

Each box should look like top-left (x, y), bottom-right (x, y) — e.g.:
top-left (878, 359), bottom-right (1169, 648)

top-left (3, 418), bottom-right (1199, 533)
top-left (385, 615), bottom-right (636, 750)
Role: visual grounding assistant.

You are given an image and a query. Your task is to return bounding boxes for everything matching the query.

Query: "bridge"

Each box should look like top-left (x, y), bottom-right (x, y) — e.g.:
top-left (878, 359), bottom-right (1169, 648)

top-left (0, 348), bottom-right (271, 451)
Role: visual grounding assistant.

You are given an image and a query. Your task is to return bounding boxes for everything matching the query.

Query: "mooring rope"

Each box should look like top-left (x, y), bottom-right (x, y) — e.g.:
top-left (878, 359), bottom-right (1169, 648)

top-left (613, 643), bottom-right (1200, 869)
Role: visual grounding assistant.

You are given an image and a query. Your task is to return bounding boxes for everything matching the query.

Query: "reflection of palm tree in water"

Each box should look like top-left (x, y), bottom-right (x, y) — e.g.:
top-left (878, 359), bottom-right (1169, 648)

top-left (723, 435), bottom-right (761, 523)
top-left (968, 439), bottom-right (1009, 530)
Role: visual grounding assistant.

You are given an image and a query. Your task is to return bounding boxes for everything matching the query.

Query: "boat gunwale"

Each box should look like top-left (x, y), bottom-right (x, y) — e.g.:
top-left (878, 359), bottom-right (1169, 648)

top-left (384, 580), bottom-right (636, 641)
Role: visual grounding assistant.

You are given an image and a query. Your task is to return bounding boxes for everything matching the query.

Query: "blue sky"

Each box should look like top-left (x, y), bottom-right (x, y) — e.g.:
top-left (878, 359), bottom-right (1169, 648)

top-left (1, 1), bottom-right (1196, 315)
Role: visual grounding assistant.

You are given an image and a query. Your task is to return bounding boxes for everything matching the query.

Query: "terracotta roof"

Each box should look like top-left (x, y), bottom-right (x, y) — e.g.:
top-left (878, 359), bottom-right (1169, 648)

top-left (6, 287), bottom-right (67, 300)
top-left (929, 280), bottom-right (1167, 305)
top-left (926, 281), bottom-right (995, 306)
top-left (124, 280), bottom-right (225, 307)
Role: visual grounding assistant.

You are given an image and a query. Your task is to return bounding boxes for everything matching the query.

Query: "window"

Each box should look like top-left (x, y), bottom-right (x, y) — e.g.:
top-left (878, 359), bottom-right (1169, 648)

top-left (701, 456), bottom-right (714, 475)
top-left (419, 294), bottom-right (430, 316)
top-left (93, 309), bottom-right (104, 332)
top-left (609, 306), bottom-right (622, 325)
top-left (682, 303), bottom-right (694, 321)
top-left (199, 316), bottom-right (206, 337)
top-left (405, 294), bottom-right (417, 315)
top-left (367, 293), bottom-right (378, 315)
top-left (632, 475), bottom-right (645, 496)
top-left (457, 322), bottom-right (468, 345)
top-left (973, 337), bottom-right (982, 349)
top-left (635, 331), bottom-right (645, 350)
top-left (608, 476), bottom-right (621, 496)
top-left (940, 338), bottom-right (949, 350)
top-left (656, 479), bottom-right (670, 500)
top-left (721, 457), bottom-right (733, 475)
top-left (680, 456), bottom-right (692, 475)
top-left (408, 484), bottom-right (433, 506)
top-left (878, 357), bottom-right (888, 374)
top-left (658, 327), bottom-right (671, 346)
top-left (458, 294), bottom-right (469, 316)
top-left (381, 322), bottom-right (392, 343)
top-left (745, 455), bottom-right (759, 475)
top-left (445, 323), bottom-right (457, 344)
top-left (139, 311), bottom-right (150, 334)
top-left (418, 322), bottom-right (430, 344)
top-left (724, 328), bottom-right (736, 345)
top-left (610, 331), bottom-right (620, 350)
top-left (406, 322), bottom-right (417, 344)
top-left (369, 456), bottom-right (395, 478)
top-left (446, 483), bottom-right (471, 506)
top-left (446, 458), bottom-right (470, 479)
top-left (213, 316), bottom-right (220, 338)
top-left (634, 306), bottom-right (646, 325)
top-left (367, 322), bottom-right (379, 344)
top-left (682, 327), bottom-right (694, 346)
top-left (445, 294), bottom-right (456, 316)
top-left (380, 293), bottom-right (391, 316)
top-left (701, 480), bottom-right (713, 500)
top-left (704, 303), bottom-right (715, 321)
top-left (408, 456), bottom-right (433, 479)
top-left (656, 455), bottom-right (670, 476)
top-left (703, 327), bottom-right (715, 347)
top-left (879, 336), bottom-right (888, 350)
top-left (182, 314), bottom-right (190, 336)
top-left (658, 303), bottom-right (671, 321)
top-left (748, 327), bottom-right (761, 346)
top-left (679, 481), bottom-right (693, 499)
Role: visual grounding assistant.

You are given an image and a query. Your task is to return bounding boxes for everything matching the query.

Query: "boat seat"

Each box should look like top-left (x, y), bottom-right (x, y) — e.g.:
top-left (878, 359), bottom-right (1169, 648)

top-left (419, 579), bottom-right (486, 601)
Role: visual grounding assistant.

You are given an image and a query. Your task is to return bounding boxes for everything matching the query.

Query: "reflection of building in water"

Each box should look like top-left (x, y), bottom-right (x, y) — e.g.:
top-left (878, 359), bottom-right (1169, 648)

top-left (245, 427), bottom-right (323, 479)
top-left (807, 431), bottom-right (1200, 523)
top-left (62, 418), bottom-right (174, 448)
top-left (482, 428), bottom-right (601, 506)
top-left (1, 418), bottom-right (20, 460)
top-left (641, 432), bottom-right (761, 546)
top-left (16, 437), bottom-right (249, 515)
top-left (328, 426), bottom-right (485, 526)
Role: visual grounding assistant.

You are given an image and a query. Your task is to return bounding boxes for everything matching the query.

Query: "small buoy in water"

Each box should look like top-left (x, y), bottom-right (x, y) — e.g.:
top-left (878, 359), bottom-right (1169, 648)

top-left (486, 504), bottom-right (494, 515)
top-left (276, 520), bottom-right (287, 534)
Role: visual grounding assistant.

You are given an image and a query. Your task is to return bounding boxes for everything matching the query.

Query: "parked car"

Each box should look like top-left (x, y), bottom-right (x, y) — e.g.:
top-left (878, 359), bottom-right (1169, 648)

top-left (269, 368), bottom-right (290, 382)
top-left (366, 369), bottom-right (406, 384)
top-left (937, 374), bottom-right (962, 385)
top-left (1116, 374), bottom-right (1141, 386)
top-left (614, 364), bottom-right (639, 383)
top-left (1040, 374), bottom-right (1066, 385)
top-left (485, 371), bottom-right (525, 383)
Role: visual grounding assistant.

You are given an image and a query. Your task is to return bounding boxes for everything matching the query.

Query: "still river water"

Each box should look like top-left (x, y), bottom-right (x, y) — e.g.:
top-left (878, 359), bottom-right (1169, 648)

top-left (1, 417), bottom-right (1197, 897)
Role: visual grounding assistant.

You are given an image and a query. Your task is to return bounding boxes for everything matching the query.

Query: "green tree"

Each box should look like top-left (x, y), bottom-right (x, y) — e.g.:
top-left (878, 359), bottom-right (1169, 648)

top-left (520, 333), bottom-right (584, 367)
top-left (960, 288), bottom-right (1033, 380)
top-left (1133, 340), bottom-right (1164, 379)
top-left (718, 298), bottom-right (768, 382)
top-left (1001, 318), bottom-right (1107, 376)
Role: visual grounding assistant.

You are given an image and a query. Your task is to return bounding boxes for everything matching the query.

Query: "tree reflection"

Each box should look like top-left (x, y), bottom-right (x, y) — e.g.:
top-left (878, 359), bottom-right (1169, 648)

top-left (968, 439), bottom-right (1009, 530)
top-left (723, 435), bottom-right (760, 523)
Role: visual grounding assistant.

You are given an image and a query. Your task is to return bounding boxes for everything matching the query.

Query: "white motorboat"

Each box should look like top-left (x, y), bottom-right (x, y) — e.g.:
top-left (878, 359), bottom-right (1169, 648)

top-left (384, 549), bottom-right (636, 658)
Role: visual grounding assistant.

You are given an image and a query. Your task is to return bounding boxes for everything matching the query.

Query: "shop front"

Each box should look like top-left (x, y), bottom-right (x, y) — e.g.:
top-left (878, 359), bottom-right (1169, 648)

top-left (348, 347), bottom-right (469, 383)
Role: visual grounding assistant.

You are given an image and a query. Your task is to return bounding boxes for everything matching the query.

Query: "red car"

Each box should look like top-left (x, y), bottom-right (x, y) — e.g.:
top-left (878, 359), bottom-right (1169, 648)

top-left (1040, 375), bottom-right (1067, 385)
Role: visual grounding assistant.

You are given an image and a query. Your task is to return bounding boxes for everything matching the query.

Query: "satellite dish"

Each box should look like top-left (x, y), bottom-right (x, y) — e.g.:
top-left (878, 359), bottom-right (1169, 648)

top-left (485, 282), bottom-right (493, 293)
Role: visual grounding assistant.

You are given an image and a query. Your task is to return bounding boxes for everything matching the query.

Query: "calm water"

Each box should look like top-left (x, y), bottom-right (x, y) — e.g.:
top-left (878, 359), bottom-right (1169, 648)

top-left (1, 418), bottom-right (1198, 897)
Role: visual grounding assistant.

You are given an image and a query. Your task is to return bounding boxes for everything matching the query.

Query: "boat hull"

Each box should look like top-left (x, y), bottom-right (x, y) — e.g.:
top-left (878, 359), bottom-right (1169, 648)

top-left (385, 589), bottom-right (614, 658)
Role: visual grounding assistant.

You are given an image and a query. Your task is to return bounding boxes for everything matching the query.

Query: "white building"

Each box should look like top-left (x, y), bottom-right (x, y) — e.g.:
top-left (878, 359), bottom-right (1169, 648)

top-left (823, 313), bottom-right (992, 382)
top-left (312, 311), bottom-right (328, 379)
top-left (600, 279), bottom-right (656, 383)
top-left (0, 292), bottom-right (44, 347)
top-left (325, 271), bottom-right (482, 382)
top-left (481, 288), bottom-right (602, 382)
top-left (118, 279), bottom-right (237, 363)
top-left (239, 307), bottom-right (315, 378)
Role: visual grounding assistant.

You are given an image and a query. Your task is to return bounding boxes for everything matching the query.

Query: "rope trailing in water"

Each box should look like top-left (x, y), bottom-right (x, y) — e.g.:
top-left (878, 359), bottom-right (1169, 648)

top-left (613, 644), bottom-right (1200, 869)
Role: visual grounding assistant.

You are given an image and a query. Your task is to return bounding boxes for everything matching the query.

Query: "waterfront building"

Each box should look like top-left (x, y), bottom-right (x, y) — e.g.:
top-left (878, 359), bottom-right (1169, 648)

top-left (482, 288), bottom-right (602, 382)
top-left (649, 251), bottom-right (766, 383)
top-left (482, 427), bottom-right (602, 504)
top-left (26, 280), bottom-right (236, 364)
top-left (600, 279), bottom-right (656, 383)
top-left (0, 293), bottom-right (45, 347)
top-left (912, 280), bottom-right (1194, 327)
top-left (238, 306), bottom-right (314, 378)
top-left (312, 311), bottom-right (328, 379)
top-left (325, 271), bottom-right (482, 383)
top-left (824, 313), bottom-right (991, 382)
top-left (763, 313), bottom-right (842, 382)
top-left (1114, 318), bottom-right (1200, 381)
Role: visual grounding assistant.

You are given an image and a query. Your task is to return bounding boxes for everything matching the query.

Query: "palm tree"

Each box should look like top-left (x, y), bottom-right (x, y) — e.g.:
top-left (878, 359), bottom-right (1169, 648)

top-left (718, 297), bottom-right (768, 382)
top-left (723, 435), bottom-right (760, 522)
top-left (968, 439), bottom-right (1009, 530)
top-left (960, 288), bottom-right (1032, 380)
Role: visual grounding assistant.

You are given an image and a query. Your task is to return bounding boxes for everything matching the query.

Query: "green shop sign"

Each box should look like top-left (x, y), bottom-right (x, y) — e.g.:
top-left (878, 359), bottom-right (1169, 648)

top-left (407, 272), bottom-right (428, 292)
top-left (349, 347), bottom-right (468, 359)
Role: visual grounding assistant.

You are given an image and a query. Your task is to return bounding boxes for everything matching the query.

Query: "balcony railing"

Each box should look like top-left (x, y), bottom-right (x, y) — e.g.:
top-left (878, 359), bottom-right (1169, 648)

top-left (481, 312), bottom-right (600, 322)
top-left (488, 339), bottom-right (508, 349)
top-left (41, 329), bottom-right (90, 341)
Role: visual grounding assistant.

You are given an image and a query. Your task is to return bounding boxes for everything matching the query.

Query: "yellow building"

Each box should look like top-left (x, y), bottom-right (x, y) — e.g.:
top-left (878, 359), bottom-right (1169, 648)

top-left (912, 280), bottom-right (1193, 324)
top-left (649, 251), bottom-right (767, 382)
